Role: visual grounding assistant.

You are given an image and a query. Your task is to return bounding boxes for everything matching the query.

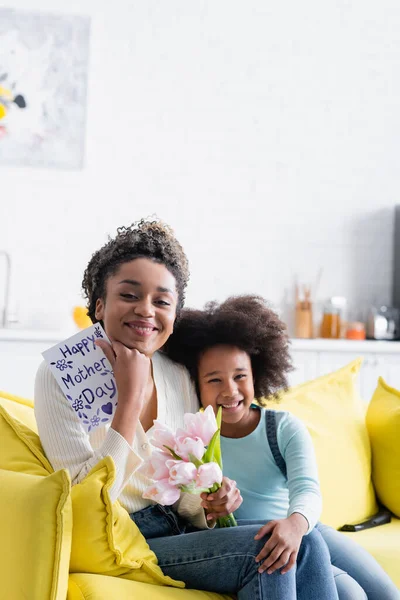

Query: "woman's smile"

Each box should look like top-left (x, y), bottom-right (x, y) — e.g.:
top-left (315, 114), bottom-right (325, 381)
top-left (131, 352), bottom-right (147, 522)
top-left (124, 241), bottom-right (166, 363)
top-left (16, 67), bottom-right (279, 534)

top-left (95, 258), bottom-right (178, 357)
top-left (125, 319), bottom-right (159, 337)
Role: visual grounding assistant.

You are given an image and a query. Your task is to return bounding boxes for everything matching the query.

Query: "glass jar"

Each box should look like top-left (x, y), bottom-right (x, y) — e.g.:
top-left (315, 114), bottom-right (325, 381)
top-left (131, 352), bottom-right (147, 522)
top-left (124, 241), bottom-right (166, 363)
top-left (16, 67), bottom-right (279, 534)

top-left (320, 302), bottom-right (341, 339)
top-left (346, 321), bottom-right (366, 340)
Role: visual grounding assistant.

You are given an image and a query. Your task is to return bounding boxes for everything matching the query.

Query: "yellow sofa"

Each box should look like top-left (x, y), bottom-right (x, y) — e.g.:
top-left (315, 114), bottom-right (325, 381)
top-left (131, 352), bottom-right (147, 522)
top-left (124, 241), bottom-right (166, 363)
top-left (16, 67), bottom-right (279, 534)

top-left (0, 359), bottom-right (399, 598)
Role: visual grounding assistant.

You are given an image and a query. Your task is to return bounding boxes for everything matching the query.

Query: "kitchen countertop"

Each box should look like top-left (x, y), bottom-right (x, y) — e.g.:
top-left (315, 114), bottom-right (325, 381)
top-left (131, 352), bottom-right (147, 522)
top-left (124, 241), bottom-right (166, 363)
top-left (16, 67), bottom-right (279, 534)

top-left (291, 337), bottom-right (400, 352)
top-left (0, 328), bottom-right (76, 342)
top-left (1, 329), bottom-right (400, 352)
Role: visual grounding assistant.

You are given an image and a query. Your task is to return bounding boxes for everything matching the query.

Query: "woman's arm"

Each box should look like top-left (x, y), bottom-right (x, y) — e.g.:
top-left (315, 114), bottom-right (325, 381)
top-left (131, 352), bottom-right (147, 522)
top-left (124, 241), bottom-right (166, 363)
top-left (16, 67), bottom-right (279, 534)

top-left (34, 361), bottom-right (142, 502)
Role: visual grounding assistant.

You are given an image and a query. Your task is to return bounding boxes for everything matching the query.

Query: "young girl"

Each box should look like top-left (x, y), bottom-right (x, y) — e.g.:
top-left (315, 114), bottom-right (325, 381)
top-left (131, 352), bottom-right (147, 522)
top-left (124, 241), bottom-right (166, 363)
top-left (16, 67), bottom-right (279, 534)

top-left (165, 295), bottom-right (399, 600)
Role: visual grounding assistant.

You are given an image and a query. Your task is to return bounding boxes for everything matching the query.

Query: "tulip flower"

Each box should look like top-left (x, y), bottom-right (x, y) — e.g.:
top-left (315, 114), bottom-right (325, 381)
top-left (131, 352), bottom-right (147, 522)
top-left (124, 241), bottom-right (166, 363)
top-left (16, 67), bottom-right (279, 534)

top-left (142, 407), bottom-right (237, 527)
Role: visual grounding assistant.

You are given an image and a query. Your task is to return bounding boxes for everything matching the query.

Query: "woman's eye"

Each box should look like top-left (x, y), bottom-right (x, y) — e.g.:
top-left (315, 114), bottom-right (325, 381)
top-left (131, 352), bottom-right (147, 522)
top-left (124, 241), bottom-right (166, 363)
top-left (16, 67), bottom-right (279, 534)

top-left (208, 378), bottom-right (221, 384)
top-left (235, 374), bottom-right (246, 380)
top-left (120, 293), bottom-right (137, 300)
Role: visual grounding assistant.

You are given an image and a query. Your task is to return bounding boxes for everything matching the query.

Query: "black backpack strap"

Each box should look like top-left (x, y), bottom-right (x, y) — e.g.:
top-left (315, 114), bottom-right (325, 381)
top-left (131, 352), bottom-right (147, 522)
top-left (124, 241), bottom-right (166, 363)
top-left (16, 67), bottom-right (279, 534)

top-left (265, 410), bottom-right (287, 479)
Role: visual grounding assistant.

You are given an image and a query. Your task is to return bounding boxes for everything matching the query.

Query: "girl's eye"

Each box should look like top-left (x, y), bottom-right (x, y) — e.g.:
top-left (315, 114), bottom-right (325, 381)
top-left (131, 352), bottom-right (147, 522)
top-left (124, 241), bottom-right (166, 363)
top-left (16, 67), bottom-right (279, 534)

top-left (235, 374), bottom-right (246, 381)
top-left (208, 378), bottom-right (221, 384)
top-left (120, 293), bottom-right (138, 300)
top-left (156, 300), bottom-right (170, 306)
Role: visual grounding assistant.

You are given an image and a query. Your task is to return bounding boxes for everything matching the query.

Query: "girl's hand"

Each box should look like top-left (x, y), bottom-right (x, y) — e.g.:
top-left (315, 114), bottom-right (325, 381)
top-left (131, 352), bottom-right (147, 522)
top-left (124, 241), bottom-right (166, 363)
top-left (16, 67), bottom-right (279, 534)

top-left (254, 513), bottom-right (308, 574)
top-left (200, 476), bottom-right (243, 521)
top-left (96, 339), bottom-right (150, 413)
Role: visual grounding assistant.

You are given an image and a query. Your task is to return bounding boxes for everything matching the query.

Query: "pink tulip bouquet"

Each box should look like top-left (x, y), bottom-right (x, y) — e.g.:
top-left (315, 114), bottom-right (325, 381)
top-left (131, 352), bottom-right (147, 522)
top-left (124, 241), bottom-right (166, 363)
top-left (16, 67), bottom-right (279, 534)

top-left (141, 406), bottom-right (237, 527)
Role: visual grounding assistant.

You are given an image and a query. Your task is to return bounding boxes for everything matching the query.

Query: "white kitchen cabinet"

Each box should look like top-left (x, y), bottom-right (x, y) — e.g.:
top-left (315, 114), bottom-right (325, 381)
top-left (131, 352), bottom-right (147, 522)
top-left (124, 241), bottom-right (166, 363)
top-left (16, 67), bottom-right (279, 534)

top-left (0, 341), bottom-right (45, 398)
top-left (0, 330), bottom-right (74, 399)
top-left (373, 353), bottom-right (400, 392)
top-left (287, 351), bottom-right (318, 388)
top-left (290, 339), bottom-right (400, 402)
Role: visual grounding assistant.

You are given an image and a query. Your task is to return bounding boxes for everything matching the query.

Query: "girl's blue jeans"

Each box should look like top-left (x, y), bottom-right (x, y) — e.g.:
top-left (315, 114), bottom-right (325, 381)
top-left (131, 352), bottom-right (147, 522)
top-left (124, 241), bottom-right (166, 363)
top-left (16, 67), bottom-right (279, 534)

top-left (316, 522), bottom-right (399, 600)
top-left (130, 505), bottom-right (339, 600)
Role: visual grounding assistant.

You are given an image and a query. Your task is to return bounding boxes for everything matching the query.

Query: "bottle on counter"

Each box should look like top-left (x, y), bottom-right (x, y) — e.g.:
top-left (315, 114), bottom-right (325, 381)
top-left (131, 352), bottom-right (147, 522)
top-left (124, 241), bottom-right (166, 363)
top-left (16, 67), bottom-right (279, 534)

top-left (320, 297), bottom-right (347, 339)
top-left (346, 321), bottom-right (366, 340)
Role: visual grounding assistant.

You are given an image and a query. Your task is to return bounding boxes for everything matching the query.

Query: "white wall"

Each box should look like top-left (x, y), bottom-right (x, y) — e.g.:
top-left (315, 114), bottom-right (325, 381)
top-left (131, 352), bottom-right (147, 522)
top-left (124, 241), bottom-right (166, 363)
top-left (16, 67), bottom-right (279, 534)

top-left (1, 0), bottom-right (400, 334)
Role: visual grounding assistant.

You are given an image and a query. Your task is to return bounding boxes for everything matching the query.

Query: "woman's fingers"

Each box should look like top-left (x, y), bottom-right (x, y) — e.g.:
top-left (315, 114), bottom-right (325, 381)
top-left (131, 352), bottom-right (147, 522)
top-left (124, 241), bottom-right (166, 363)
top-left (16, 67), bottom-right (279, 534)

top-left (206, 477), bottom-right (234, 502)
top-left (230, 492), bottom-right (243, 513)
top-left (203, 487), bottom-right (241, 518)
top-left (95, 339), bottom-right (116, 366)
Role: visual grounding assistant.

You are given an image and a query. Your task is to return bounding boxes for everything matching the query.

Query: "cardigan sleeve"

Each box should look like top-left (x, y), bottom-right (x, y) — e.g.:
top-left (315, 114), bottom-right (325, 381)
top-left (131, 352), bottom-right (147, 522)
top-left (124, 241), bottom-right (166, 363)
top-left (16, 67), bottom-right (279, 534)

top-left (34, 361), bottom-right (142, 502)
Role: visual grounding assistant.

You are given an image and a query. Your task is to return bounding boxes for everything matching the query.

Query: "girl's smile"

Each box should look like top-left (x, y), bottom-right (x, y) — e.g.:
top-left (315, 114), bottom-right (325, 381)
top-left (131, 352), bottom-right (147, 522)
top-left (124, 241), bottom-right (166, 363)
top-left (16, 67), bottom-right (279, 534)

top-left (197, 344), bottom-right (260, 438)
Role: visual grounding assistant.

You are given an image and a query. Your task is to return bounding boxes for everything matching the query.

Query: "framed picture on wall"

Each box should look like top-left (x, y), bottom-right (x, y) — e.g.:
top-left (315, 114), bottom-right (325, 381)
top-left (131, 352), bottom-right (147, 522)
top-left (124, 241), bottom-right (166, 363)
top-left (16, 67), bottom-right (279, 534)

top-left (0, 8), bottom-right (90, 169)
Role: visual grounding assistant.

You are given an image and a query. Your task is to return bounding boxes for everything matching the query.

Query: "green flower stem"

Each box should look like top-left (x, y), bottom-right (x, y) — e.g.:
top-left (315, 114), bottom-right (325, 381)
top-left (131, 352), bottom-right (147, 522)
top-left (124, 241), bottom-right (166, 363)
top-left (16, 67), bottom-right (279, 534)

top-left (208, 482), bottom-right (237, 528)
top-left (216, 513), bottom-right (237, 528)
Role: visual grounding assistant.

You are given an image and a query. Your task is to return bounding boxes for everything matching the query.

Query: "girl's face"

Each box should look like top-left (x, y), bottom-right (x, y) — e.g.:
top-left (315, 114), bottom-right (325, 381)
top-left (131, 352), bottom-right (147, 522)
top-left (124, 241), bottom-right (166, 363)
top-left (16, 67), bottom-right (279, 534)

top-left (197, 345), bottom-right (256, 432)
top-left (95, 257), bottom-right (178, 357)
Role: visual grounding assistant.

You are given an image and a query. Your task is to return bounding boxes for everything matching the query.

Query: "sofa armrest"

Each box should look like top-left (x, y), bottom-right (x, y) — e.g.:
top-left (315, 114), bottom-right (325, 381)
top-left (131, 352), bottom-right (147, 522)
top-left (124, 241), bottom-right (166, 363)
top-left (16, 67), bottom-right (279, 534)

top-left (0, 468), bottom-right (72, 600)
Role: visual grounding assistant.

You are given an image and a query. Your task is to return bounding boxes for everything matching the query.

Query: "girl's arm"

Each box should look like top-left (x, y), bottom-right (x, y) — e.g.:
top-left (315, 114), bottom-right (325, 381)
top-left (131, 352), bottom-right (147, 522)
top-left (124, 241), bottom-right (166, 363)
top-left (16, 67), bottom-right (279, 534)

top-left (278, 412), bottom-right (322, 533)
top-left (254, 412), bottom-right (322, 574)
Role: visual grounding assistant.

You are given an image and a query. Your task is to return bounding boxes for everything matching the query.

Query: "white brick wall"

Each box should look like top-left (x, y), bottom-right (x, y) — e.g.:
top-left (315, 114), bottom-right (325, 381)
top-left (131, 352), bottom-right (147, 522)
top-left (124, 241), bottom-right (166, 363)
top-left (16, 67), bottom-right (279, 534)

top-left (1, 0), bottom-right (399, 333)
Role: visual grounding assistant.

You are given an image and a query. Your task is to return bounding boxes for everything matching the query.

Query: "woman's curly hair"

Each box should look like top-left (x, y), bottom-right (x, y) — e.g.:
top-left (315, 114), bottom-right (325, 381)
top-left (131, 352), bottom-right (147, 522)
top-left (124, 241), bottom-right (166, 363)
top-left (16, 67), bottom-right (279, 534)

top-left (164, 295), bottom-right (293, 404)
top-left (82, 218), bottom-right (189, 322)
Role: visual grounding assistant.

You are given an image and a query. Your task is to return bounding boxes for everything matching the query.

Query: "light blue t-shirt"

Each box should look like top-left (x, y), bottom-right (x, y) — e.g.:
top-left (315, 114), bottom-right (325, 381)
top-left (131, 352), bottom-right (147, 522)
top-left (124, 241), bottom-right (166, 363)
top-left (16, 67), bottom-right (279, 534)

top-left (220, 408), bottom-right (322, 532)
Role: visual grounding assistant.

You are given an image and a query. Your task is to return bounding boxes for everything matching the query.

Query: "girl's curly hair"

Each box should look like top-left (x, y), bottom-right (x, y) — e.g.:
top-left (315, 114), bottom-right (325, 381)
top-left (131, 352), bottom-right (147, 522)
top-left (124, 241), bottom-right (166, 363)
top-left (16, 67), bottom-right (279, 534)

top-left (164, 295), bottom-right (293, 403)
top-left (82, 218), bottom-right (189, 322)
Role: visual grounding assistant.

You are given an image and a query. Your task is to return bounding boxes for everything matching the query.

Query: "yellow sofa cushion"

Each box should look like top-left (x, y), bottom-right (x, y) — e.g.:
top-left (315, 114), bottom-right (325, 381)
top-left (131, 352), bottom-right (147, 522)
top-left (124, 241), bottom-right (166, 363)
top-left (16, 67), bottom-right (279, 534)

top-left (270, 359), bottom-right (378, 529)
top-left (0, 401), bottom-right (183, 589)
top-left (0, 468), bottom-right (72, 600)
top-left (366, 377), bottom-right (400, 517)
top-left (0, 404), bottom-right (53, 475)
top-left (0, 389), bottom-right (37, 432)
top-left (70, 456), bottom-right (184, 589)
top-left (68, 573), bottom-right (231, 600)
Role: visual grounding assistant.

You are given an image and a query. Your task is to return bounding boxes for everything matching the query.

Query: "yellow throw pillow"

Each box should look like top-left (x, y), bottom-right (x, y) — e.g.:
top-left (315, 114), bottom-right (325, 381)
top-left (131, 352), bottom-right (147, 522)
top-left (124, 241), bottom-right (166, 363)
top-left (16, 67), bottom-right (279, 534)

top-left (0, 389), bottom-right (37, 432)
top-left (0, 404), bottom-right (53, 475)
top-left (70, 456), bottom-right (184, 589)
top-left (366, 377), bottom-right (400, 517)
top-left (0, 468), bottom-right (72, 600)
top-left (0, 405), bottom-right (182, 589)
top-left (269, 359), bottom-right (378, 529)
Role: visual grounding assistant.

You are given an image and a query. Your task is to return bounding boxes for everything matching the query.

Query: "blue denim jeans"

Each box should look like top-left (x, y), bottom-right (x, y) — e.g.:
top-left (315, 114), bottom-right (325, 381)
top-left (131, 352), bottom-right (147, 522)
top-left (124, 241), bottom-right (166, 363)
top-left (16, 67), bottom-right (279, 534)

top-left (130, 505), bottom-right (339, 600)
top-left (316, 522), bottom-right (400, 600)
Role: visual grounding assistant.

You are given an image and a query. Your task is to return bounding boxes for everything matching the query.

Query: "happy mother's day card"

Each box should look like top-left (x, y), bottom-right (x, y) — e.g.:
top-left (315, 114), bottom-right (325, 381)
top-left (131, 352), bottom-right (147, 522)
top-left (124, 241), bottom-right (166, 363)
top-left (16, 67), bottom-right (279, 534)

top-left (42, 324), bottom-right (118, 433)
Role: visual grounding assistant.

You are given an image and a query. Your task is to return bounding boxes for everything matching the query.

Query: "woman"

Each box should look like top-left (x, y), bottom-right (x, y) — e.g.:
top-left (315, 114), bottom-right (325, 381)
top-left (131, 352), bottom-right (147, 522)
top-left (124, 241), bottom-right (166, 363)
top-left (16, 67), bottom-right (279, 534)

top-left (35, 218), bottom-right (339, 600)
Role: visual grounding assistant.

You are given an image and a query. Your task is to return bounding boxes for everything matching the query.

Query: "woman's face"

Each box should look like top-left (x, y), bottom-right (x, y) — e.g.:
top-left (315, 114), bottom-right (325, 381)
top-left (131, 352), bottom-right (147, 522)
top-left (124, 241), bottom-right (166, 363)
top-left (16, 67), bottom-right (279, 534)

top-left (95, 257), bottom-right (178, 357)
top-left (197, 345), bottom-right (255, 428)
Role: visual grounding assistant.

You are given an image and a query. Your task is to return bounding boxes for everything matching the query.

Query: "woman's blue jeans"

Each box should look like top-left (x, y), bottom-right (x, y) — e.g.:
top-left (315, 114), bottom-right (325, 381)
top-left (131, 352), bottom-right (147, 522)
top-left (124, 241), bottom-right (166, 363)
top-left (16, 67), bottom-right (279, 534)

top-left (131, 505), bottom-right (339, 600)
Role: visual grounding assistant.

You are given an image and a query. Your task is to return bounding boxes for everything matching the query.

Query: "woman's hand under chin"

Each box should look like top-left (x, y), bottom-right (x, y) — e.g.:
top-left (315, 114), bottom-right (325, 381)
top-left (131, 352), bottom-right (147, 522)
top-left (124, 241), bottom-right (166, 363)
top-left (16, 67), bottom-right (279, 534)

top-left (95, 338), bottom-right (151, 444)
